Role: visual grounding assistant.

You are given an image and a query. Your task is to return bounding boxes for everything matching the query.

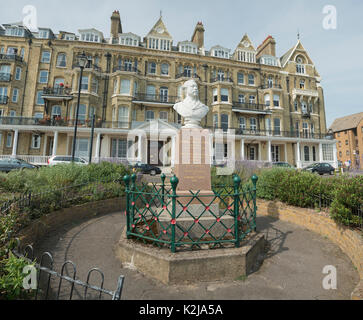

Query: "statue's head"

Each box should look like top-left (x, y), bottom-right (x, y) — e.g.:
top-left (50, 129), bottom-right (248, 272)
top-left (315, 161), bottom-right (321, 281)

top-left (183, 79), bottom-right (199, 99)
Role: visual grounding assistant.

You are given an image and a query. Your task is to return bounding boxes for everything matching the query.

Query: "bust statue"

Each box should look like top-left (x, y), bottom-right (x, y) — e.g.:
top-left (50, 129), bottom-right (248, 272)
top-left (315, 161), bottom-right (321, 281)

top-left (173, 79), bottom-right (209, 128)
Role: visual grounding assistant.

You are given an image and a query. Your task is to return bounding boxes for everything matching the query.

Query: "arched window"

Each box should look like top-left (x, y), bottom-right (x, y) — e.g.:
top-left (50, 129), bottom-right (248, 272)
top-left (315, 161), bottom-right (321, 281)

top-left (56, 53), bottom-right (67, 67)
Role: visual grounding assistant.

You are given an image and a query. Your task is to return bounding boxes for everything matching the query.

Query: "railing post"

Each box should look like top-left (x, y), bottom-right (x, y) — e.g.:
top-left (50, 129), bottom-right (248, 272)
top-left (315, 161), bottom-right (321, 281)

top-left (123, 175), bottom-right (131, 238)
top-left (233, 174), bottom-right (241, 248)
top-left (251, 174), bottom-right (258, 232)
top-left (170, 175), bottom-right (179, 253)
top-left (161, 173), bottom-right (166, 206)
top-left (131, 173), bottom-right (136, 233)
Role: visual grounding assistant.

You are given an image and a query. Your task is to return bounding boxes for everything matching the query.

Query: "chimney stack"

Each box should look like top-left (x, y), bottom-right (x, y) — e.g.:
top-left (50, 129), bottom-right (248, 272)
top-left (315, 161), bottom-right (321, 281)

top-left (111, 10), bottom-right (122, 41)
top-left (257, 35), bottom-right (276, 58)
top-left (191, 21), bottom-right (205, 49)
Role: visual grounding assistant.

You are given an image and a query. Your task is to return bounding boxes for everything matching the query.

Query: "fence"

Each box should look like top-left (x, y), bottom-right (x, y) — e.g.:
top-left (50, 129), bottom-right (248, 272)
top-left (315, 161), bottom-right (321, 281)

top-left (124, 173), bottom-right (258, 252)
top-left (12, 242), bottom-right (124, 300)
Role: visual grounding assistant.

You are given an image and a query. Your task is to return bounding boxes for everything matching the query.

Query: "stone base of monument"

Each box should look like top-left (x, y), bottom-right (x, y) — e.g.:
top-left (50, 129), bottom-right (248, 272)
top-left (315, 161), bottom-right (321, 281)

top-left (116, 227), bottom-right (265, 285)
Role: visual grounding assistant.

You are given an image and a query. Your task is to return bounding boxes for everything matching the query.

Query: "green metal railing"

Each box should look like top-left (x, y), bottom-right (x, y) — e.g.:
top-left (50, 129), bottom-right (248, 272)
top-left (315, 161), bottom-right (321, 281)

top-left (123, 173), bottom-right (258, 253)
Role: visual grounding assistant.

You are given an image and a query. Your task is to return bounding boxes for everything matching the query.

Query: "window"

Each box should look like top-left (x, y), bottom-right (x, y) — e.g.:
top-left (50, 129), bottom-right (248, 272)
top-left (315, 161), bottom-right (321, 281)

top-left (15, 67), bottom-right (21, 80)
top-left (161, 63), bottom-right (169, 76)
top-left (237, 73), bottom-right (244, 85)
top-left (56, 53), bottom-right (67, 67)
top-left (221, 114), bottom-right (229, 131)
top-left (51, 105), bottom-right (61, 119)
top-left (124, 59), bottom-right (132, 71)
top-left (220, 88), bottom-right (229, 102)
top-left (39, 70), bottom-right (49, 83)
top-left (6, 132), bottom-right (12, 148)
top-left (294, 101), bottom-right (298, 112)
top-left (213, 114), bottom-right (218, 128)
top-left (89, 106), bottom-right (95, 119)
top-left (264, 94), bottom-right (270, 107)
top-left (11, 88), bottom-right (18, 103)
top-left (249, 95), bottom-right (255, 104)
top-left (81, 76), bottom-right (89, 90)
top-left (248, 74), bottom-right (255, 85)
top-left (120, 79), bottom-right (131, 95)
top-left (303, 122), bottom-right (309, 138)
top-left (273, 95), bottom-right (280, 107)
top-left (159, 111), bottom-right (168, 122)
top-left (271, 146), bottom-right (280, 162)
top-left (91, 78), bottom-right (98, 94)
top-left (250, 118), bottom-right (257, 131)
top-left (339, 151), bottom-right (342, 157)
top-left (273, 118), bottom-right (281, 135)
top-left (213, 88), bottom-right (218, 102)
top-left (31, 134), bottom-right (41, 149)
top-left (299, 79), bottom-right (305, 89)
top-left (322, 144), bottom-right (334, 161)
top-left (184, 65), bottom-right (192, 77)
top-left (118, 106), bottom-right (129, 128)
top-left (148, 62), bottom-right (156, 74)
top-left (113, 79), bottom-right (118, 94)
top-left (177, 85), bottom-right (183, 99)
top-left (54, 78), bottom-right (64, 88)
top-left (133, 81), bottom-right (138, 97)
top-left (146, 110), bottom-right (155, 121)
top-left (38, 30), bottom-right (49, 39)
top-left (238, 94), bottom-right (245, 103)
top-left (77, 104), bottom-right (86, 124)
top-left (301, 102), bottom-right (308, 114)
top-left (111, 139), bottom-right (129, 158)
top-left (34, 112), bottom-right (43, 119)
top-left (217, 70), bottom-right (224, 81)
top-left (346, 150), bottom-right (350, 156)
top-left (239, 117), bottom-right (246, 130)
top-left (266, 118), bottom-right (272, 135)
top-left (345, 140), bottom-right (348, 145)
top-left (146, 85), bottom-right (156, 100)
top-left (304, 146), bottom-right (310, 162)
top-left (36, 91), bottom-right (44, 105)
top-left (312, 146), bottom-right (316, 162)
top-left (41, 51), bottom-right (51, 63)
top-left (160, 87), bottom-right (168, 102)
top-left (309, 103), bottom-right (313, 113)
top-left (267, 76), bottom-right (273, 88)
top-left (9, 110), bottom-right (16, 117)
top-left (296, 64), bottom-right (305, 74)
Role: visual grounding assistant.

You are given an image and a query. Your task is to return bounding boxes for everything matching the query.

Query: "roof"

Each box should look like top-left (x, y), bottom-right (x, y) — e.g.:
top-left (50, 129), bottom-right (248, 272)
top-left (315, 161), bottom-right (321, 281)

top-left (329, 112), bottom-right (363, 132)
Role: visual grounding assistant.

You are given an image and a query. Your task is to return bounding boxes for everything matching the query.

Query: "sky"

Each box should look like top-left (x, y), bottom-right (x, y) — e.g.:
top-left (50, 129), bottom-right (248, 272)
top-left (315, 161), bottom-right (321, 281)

top-left (1, 0), bottom-right (362, 127)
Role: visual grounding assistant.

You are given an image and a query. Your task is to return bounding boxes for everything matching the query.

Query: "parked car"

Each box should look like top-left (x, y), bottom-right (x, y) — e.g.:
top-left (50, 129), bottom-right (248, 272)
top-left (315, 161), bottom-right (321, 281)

top-left (0, 158), bottom-right (38, 173)
top-left (132, 163), bottom-right (161, 176)
top-left (272, 162), bottom-right (296, 169)
top-left (48, 156), bottom-right (88, 166)
top-left (302, 163), bottom-right (335, 175)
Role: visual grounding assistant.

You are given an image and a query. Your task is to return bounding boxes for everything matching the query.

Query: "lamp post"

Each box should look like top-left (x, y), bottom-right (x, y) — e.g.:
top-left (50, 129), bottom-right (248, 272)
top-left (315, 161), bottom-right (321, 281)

top-left (71, 52), bottom-right (88, 162)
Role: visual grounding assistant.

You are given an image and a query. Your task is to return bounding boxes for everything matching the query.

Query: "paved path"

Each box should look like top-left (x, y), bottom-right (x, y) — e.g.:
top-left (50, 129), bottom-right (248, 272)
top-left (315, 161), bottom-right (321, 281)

top-left (34, 211), bottom-right (359, 300)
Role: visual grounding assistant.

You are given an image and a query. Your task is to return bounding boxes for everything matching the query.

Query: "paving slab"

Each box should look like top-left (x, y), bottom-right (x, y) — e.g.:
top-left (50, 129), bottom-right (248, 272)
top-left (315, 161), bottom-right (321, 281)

top-left (34, 211), bottom-right (359, 300)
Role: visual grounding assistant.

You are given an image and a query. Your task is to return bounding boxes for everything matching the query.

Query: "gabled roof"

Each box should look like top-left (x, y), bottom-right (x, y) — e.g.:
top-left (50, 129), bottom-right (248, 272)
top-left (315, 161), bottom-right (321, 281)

top-left (280, 40), bottom-right (313, 67)
top-left (329, 112), bottom-right (363, 132)
top-left (146, 17), bottom-right (172, 39)
top-left (235, 34), bottom-right (256, 52)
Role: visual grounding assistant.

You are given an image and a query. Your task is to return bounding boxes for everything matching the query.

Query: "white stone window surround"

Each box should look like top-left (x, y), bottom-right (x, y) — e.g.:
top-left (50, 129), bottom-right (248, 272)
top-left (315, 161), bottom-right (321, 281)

top-left (236, 50), bottom-right (256, 63)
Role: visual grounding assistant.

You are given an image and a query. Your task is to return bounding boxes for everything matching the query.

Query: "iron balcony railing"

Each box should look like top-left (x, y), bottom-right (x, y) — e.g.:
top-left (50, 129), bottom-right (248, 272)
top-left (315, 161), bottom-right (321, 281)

top-left (0, 95), bottom-right (9, 104)
top-left (175, 71), bottom-right (201, 80)
top-left (112, 65), bottom-right (140, 74)
top-left (72, 63), bottom-right (102, 72)
top-left (260, 84), bottom-right (282, 89)
top-left (211, 76), bottom-right (233, 83)
top-left (42, 87), bottom-right (72, 96)
top-left (0, 53), bottom-right (24, 63)
top-left (0, 73), bottom-right (11, 81)
top-left (232, 102), bottom-right (270, 112)
top-left (133, 93), bottom-right (178, 104)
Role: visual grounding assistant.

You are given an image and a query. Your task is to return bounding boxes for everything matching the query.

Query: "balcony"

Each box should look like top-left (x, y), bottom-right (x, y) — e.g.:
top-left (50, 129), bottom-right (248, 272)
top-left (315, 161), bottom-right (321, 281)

top-left (42, 87), bottom-right (73, 101)
top-left (72, 63), bottom-right (102, 72)
top-left (260, 84), bottom-right (282, 90)
top-left (175, 71), bottom-right (201, 80)
top-left (0, 73), bottom-right (11, 82)
top-left (0, 95), bottom-right (9, 104)
top-left (232, 102), bottom-right (272, 114)
top-left (112, 65), bottom-right (140, 74)
top-left (211, 76), bottom-right (233, 83)
top-left (132, 93), bottom-right (177, 105)
top-left (0, 53), bottom-right (24, 63)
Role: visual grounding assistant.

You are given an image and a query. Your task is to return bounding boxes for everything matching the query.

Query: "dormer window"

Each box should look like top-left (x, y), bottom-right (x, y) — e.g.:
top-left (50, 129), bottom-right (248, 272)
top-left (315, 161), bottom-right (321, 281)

top-left (260, 55), bottom-right (278, 66)
top-left (179, 41), bottom-right (198, 54)
top-left (79, 30), bottom-right (103, 43)
top-left (119, 33), bottom-right (140, 47)
top-left (211, 46), bottom-right (230, 59)
top-left (148, 37), bottom-right (171, 51)
top-left (5, 27), bottom-right (24, 37)
top-left (38, 30), bottom-right (49, 39)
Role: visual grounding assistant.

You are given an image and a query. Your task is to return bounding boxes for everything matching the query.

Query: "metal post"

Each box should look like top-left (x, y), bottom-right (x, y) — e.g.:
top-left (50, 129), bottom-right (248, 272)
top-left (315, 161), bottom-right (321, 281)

top-left (131, 173), bottom-right (136, 233)
top-left (170, 175), bottom-right (179, 253)
top-left (88, 114), bottom-right (95, 164)
top-left (233, 174), bottom-right (241, 248)
top-left (161, 173), bottom-right (166, 206)
top-left (123, 175), bottom-right (131, 238)
top-left (251, 174), bottom-right (258, 232)
top-left (72, 65), bottom-right (84, 162)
